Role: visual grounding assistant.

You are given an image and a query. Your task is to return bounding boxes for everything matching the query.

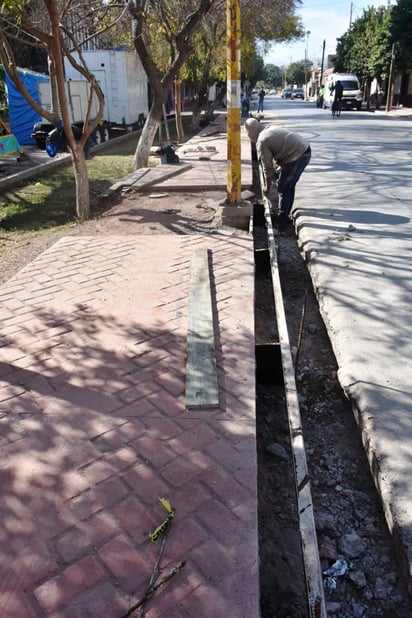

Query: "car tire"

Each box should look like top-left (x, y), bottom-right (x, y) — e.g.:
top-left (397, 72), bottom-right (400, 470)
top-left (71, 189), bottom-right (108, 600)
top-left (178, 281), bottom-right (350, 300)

top-left (100, 124), bottom-right (110, 142)
top-left (93, 127), bottom-right (102, 145)
top-left (35, 137), bottom-right (47, 150)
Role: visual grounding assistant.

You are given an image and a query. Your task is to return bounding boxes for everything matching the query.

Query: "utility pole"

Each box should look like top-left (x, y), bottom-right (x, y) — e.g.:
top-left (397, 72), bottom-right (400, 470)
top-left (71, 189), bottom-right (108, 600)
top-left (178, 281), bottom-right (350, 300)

top-left (304, 30), bottom-right (310, 100)
top-left (320, 39), bottom-right (325, 86)
top-left (226, 0), bottom-right (241, 203)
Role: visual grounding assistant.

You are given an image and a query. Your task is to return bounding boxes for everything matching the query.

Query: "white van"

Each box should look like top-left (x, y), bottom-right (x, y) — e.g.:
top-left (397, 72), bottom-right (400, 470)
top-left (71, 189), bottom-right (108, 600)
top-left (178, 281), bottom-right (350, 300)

top-left (323, 73), bottom-right (362, 110)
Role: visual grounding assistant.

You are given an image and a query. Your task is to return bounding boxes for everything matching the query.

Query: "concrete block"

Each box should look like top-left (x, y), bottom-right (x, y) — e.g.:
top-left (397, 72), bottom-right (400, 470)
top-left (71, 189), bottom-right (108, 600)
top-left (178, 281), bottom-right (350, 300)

top-left (215, 201), bottom-right (253, 230)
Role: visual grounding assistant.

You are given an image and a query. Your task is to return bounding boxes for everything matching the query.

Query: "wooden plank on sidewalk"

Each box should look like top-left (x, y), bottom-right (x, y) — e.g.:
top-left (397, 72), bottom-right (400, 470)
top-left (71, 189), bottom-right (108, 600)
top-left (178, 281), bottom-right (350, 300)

top-left (185, 247), bottom-right (219, 409)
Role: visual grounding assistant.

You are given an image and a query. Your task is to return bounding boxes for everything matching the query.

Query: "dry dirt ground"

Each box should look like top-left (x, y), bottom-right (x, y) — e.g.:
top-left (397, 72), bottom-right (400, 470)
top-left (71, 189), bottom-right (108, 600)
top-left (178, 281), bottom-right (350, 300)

top-left (0, 188), bottom-right (226, 284)
top-left (1, 188), bottom-right (411, 617)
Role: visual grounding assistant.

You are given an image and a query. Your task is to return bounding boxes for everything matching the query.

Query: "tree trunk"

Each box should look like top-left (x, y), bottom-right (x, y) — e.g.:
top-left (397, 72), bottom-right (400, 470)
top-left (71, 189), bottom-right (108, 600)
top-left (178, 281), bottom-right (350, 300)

top-left (71, 144), bottom-right (90, 220)
top-left (385, 43), bottom-right (396, 113)
top-left (133, 102), bottom-right (163, 169)
top-left (377, 79), bottom-right (383, 109)
top-left (365, 79), bottom-right (371, 110)
top-left (191, 104), bottom-right (203, 132)
top-left (174, 78), bottom-right (185, 143)
top-left (48, 56), bottom-right (59, 124)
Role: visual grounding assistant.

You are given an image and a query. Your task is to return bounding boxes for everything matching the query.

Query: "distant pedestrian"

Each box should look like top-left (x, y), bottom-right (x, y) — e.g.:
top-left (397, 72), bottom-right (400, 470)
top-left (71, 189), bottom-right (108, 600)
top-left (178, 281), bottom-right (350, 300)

top-left (331, 80), bottom-right (343, 115)
top-left (332, 80), bottom-right (343, 102)
top-left (241, 95), bottom-right (250, 117)
top-left (317, 84), bottom-right (325, 108)
top-left (257, 88), bottom-right (266, 113)
top-left (245, 118), bottom-right (311, 224)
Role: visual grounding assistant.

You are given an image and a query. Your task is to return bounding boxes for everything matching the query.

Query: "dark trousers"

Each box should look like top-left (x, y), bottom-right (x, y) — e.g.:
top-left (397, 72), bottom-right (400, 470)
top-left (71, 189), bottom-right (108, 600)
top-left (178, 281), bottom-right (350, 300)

top-left (277, 147), bottom-right (311, 219)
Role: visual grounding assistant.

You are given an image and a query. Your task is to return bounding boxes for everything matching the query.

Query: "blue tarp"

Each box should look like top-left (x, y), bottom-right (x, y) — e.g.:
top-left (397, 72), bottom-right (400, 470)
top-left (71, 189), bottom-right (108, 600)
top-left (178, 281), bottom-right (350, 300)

top-left (3, 68), bottom-right (49, 145)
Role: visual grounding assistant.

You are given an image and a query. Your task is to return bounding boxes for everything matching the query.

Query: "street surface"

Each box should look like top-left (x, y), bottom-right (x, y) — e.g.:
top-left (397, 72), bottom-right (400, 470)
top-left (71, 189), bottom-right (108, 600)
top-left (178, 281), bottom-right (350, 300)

top-left (258, 94), bottom-right (412, 589)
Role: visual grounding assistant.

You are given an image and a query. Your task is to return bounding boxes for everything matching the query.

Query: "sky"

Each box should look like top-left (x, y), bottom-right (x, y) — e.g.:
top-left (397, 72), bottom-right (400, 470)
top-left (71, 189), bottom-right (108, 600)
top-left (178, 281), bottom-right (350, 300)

top-left (263, 0), bottom-right (391, 68)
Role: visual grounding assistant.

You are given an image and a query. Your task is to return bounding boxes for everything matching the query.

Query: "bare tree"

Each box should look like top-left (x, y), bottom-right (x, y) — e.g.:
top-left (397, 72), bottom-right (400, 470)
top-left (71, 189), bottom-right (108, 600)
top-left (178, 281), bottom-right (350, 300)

top-left (0, 0), bottom-right (126, 219)
top-left (127, 0), bottom-right (214, 169)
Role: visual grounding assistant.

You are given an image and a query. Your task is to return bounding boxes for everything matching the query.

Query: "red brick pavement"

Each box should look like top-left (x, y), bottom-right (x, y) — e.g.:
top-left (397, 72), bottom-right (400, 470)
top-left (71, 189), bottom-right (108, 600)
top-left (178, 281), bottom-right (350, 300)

top-left (0, 233), bottom-right (258, 617)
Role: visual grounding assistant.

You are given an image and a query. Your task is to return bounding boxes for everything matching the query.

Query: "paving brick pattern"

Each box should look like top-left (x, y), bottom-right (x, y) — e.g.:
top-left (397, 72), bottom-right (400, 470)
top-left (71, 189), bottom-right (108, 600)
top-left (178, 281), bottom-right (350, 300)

top-left (0, 234), bottom-right (258, 618)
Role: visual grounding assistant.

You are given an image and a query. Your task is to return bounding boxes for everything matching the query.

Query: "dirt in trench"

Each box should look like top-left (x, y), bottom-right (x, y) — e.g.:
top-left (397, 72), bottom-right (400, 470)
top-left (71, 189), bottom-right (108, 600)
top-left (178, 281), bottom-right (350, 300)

top-left (1, 188), bottom-right (411, 617)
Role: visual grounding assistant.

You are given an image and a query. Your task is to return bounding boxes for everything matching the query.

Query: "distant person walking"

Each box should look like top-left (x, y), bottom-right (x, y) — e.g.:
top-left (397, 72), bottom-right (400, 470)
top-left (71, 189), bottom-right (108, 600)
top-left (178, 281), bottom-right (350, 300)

top-left (241, 94), bottom-right (250, 117)
top-left (317, 84), bottom-right (325, 108)
top-left (245, 118), bottom-right (311, 225)
top-left (257, 87), bottom-right (266, 113)
top-left (332, 80), bottom-right (343, 116)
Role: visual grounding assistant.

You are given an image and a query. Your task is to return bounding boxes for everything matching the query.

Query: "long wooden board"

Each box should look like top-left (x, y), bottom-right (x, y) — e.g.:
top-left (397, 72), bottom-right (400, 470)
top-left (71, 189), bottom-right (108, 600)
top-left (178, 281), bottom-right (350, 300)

top-left (185, 247), bottom-right (219, 409)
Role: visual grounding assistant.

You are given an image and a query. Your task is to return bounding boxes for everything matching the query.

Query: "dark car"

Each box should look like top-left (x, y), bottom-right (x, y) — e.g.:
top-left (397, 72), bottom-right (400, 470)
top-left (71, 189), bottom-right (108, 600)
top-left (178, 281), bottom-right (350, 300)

top-left (281, 88), bottom-right (293, 99)
top-left (291, 88), bottom-right (305, 99)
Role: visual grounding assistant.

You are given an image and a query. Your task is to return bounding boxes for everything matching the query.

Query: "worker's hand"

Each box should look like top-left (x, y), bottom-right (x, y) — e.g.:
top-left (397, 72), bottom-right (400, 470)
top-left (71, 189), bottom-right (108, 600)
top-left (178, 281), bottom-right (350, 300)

top-left (263, 184), bottom-right (270, 195)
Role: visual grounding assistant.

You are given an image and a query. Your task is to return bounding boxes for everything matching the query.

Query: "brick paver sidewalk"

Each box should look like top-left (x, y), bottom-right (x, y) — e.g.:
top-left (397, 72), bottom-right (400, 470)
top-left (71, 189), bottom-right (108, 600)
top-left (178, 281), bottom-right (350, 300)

top-left (0, 234), bottom-right (258, 617)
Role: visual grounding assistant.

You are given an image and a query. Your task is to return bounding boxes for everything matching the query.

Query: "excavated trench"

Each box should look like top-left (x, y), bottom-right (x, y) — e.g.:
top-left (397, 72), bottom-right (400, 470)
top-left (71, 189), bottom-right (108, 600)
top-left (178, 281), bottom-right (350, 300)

top-left (253, 201), bottom-right (314, 617)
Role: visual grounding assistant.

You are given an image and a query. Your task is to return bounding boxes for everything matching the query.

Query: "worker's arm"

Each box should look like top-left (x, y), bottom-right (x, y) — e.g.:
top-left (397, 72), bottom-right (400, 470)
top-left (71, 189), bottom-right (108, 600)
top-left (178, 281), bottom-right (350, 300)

top-left (258, 141), bottom-right (276, 195)
top-left (263, 176), bottom-right (271, 195)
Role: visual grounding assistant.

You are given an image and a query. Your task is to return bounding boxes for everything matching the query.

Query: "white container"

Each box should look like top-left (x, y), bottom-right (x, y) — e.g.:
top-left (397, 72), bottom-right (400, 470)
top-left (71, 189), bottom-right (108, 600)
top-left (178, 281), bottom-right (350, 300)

top-left (64, 49), bottom-right (149, 126)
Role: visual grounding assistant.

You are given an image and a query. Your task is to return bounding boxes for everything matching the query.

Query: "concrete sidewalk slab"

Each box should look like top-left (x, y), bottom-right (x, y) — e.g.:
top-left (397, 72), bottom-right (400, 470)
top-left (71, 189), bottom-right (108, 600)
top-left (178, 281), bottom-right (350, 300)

top-left (0, 234), bottom-right (258, 618)
top-left (129, 116), bottom-right (253, 193)
top-left (294, 143), bottom-right (412, 591)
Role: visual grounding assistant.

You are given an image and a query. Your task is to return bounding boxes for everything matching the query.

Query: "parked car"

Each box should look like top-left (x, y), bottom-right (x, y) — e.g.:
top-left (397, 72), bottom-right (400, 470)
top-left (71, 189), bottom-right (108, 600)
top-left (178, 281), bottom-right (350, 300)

top-left (281, 88), bottom-right (293, 98)
top-left (292, 88), bottom-right (305, 99)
